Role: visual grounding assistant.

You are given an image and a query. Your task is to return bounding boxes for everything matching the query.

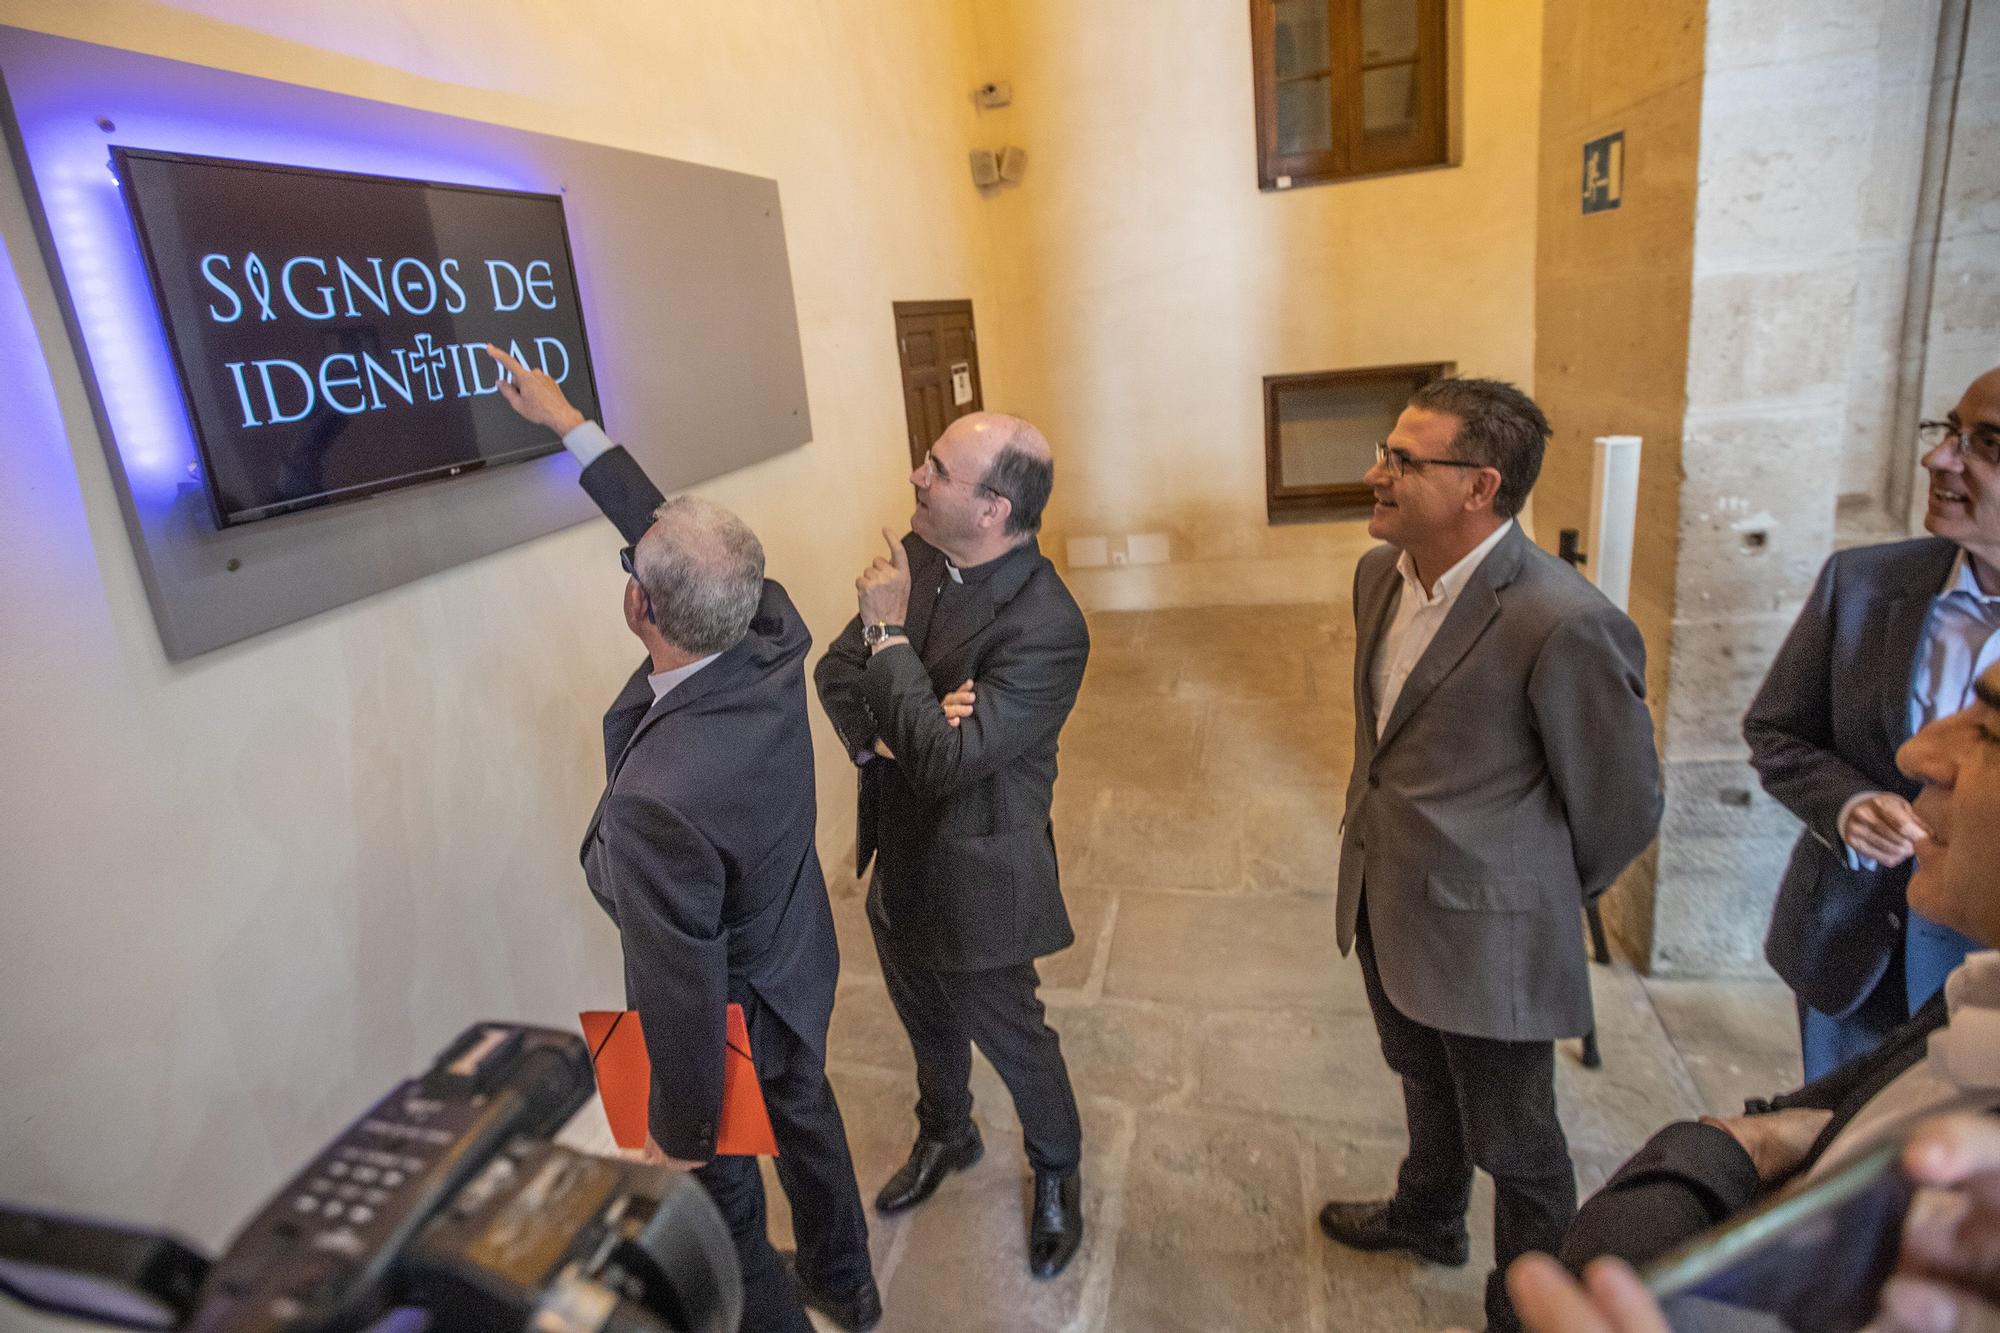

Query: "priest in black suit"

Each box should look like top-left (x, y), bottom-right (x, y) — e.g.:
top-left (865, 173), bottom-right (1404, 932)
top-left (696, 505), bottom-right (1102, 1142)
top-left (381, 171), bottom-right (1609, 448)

top-left (486, 348), bottom-right (879, 1333)
top-left (814, 412), bottom-right (1090, 1281)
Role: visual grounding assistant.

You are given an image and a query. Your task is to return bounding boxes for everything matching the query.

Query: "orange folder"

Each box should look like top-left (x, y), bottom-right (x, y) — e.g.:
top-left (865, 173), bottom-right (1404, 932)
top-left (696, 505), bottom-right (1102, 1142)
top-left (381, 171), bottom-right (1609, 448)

top-left (579, 1003), bottom-right (778, 1158)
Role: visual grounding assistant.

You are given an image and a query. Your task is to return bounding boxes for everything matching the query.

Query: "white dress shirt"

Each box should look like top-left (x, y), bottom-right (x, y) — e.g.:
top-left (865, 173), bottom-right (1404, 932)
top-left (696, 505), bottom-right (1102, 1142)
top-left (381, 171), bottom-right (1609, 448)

top-left (1839, 549), bottom-right (2000, 858)
top-left (1369, 520), bottom-right (1515, 738)
top-left (562, 419), bottom-right (616, 467)
top-left (1808, 950), bottom-right (2000, 1179)
top-left (647, 653), bottom-right (720, 701)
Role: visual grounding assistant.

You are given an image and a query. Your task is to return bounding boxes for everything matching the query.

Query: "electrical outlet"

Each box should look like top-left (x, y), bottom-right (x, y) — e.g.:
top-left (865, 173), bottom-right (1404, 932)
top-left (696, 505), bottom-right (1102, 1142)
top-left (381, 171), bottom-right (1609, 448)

top-left (1066, 536), bottom-right (1109, 568)
top-left (1110, 549), bottom-right (1128, 566)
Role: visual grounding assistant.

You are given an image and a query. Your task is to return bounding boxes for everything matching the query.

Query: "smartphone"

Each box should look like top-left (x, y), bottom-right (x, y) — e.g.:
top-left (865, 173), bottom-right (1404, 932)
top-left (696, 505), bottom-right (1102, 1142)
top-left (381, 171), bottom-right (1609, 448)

top-left (1640, 1137), bottom-right (1914, 1333)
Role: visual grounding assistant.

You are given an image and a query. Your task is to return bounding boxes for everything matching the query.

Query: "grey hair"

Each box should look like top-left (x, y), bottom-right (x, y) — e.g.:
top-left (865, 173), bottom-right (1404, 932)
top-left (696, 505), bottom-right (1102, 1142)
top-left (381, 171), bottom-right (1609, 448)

top-left (633, 495), bottom-right (765, 655)
top-left (978, 418), bottom-right (1055, 536)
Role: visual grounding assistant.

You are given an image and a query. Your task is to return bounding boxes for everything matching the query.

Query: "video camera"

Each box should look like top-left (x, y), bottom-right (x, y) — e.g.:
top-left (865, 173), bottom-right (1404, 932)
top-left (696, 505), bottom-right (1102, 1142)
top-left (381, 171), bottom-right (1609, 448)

top-left (0, 1023), bottom-right (741, 1332)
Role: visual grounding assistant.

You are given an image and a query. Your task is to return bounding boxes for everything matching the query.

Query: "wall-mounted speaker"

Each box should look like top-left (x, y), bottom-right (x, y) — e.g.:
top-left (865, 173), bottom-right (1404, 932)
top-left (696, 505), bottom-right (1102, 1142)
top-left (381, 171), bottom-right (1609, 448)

top-left (969, 148), bottom-right (1000, 187)
top-left (998, 145), bottom-right (1027, 182)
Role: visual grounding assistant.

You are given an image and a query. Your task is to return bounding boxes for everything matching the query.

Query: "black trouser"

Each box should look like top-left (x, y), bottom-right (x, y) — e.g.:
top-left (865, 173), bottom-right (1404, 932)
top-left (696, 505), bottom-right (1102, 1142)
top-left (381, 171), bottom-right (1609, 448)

top-left (745, 997), bottom-right (874, 1297)
top-left (1356, 907), bottom-right (1577, 1333)
top-left (873, 921), bottom-right (1083, 1174)
top-left (691, 1154), bottom-right (813, 1333)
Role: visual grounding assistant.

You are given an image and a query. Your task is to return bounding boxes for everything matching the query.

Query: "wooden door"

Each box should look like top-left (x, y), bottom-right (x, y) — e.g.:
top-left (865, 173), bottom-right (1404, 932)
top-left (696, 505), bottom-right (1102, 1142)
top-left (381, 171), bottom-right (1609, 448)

top-left (893, 300), bottom-right (982, 468)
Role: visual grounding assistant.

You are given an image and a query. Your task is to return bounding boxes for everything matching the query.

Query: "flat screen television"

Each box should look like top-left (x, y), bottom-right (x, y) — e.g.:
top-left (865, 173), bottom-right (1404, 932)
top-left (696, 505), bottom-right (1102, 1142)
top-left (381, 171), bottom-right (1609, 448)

top-left (111, 147), bottom-right (602, 527)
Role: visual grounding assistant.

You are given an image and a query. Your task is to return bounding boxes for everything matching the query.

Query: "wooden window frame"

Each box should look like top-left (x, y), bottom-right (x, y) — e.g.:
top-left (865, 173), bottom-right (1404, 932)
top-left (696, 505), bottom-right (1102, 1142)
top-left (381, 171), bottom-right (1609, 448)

top-left (1249, 0), bottom-right (1450, 190)
top-left (1264, 361), bottom-right (1453, 520)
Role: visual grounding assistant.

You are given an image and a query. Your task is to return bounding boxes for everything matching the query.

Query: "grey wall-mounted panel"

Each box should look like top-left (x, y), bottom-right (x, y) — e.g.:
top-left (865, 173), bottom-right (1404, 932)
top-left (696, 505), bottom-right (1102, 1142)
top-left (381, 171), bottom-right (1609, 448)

top-left (0, 24), bottom-right (811, 659)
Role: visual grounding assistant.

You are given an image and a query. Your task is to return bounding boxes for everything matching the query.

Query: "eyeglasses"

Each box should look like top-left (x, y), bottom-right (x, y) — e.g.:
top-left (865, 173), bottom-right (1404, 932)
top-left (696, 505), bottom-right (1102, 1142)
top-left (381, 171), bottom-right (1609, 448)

top-left (1920, 420), bottom-right (2000, 467)
top-left (619, 544), bottom-right (655, 624)
top-left (1373, 441), bottom-right (1489, 479)
top-left (918, 448), bottom-right (1002, 498)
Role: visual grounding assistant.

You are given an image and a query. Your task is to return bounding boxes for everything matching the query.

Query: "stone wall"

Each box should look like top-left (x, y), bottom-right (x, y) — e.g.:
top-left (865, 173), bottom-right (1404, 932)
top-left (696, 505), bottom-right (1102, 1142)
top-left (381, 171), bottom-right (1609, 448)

top-left (1531, 0), bottom-right (1995, 977)
top-left (1827, 8), bottom-right (1954, 525)
top-left (1894, 0), bottom-right (2000, 530)
top-left (1652, 1), bottom-right (1963, 976)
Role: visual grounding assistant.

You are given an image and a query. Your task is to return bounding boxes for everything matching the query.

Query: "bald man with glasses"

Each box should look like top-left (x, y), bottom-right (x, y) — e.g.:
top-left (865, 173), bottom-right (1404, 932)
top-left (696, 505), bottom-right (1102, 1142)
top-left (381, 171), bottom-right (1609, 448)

top-left (816, 411), bottom-right (1090, 1283)
top-left (1318, 377), bottom-right (1663, 1333)
top-left (1745, 366), bottom-right (2000, 1083)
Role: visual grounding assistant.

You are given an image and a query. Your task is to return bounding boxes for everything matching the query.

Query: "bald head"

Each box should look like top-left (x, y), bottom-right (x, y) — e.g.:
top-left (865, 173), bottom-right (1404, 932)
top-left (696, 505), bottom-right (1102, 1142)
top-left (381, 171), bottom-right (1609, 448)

top-left (1951, 366), bottom-right (2000, 450)
top-left (947, 412), bottom-right (1052, 462)
top-left (948, 412), bottom-right (1054, 537)
top-left (633, 495), bottom-right (765, 655)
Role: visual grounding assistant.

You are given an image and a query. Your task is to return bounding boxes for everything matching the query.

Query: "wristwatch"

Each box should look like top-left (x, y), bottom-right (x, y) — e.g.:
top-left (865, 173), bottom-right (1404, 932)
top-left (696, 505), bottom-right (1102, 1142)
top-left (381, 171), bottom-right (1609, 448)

top-left (863, 622), bottom-right (907, 647)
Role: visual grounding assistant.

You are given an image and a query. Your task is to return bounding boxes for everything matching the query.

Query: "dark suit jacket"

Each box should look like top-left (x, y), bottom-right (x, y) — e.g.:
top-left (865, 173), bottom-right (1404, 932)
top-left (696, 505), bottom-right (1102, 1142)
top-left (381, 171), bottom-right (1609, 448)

top-left (814, 533), bottom-right (1088, 972)
top-left (576, 446), bottom-right (838, 1160)
top-left (1339, 525), bottom-right (1663, 1040)
top-left (1559, 991), bottom-right (1951, 1274)
top-left (1743, 537), bottom-right (1958, 1017)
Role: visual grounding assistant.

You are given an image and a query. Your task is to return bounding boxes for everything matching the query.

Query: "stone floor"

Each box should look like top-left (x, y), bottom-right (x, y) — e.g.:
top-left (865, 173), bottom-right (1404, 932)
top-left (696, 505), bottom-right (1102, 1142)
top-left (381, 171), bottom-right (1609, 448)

top-left (772, 603), bottom-right (1801, 1333)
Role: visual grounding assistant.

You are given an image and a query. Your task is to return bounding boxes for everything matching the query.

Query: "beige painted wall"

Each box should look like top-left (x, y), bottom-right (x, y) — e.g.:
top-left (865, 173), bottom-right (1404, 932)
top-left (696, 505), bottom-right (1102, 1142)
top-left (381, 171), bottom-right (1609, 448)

top-left (0, 0), bottom-right (997, 1248)
top-left (967, 0), bottom-right (1545, 612)
top-left (0, 2), bottom-right (1553, 1249)
top-left (1532, 0), bottom-right (1704, 960)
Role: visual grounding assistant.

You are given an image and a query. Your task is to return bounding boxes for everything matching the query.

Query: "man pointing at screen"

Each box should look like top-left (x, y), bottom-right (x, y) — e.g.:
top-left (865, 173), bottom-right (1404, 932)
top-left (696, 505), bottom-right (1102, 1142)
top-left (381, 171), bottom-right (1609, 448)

top-left (484, 346), bottom-right (882, 1333)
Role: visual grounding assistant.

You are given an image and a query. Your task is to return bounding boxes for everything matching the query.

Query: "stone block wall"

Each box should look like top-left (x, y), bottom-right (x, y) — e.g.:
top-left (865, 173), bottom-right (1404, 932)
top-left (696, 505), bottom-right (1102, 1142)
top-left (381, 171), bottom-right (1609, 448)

top-left (1899, 0), bottom-right (2000, 529)
top-left (1654, 0), bottom-right (1952, 976)
top-left (1533, 0), bottom-right (1995, 977)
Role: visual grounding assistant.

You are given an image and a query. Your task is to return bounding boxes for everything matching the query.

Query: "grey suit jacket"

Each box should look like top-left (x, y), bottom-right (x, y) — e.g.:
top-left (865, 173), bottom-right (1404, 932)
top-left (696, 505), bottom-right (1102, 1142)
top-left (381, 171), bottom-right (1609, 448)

top-left (1337, 524), bottom-right (1664, 1041)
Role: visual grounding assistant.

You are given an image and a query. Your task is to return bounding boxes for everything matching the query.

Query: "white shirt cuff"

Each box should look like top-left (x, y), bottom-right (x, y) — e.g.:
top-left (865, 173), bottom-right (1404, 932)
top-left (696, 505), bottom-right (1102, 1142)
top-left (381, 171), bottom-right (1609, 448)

top-left (562, 420), bottom-right (614, 468)
top-left (1837, 791), bottom-right (1883, 872)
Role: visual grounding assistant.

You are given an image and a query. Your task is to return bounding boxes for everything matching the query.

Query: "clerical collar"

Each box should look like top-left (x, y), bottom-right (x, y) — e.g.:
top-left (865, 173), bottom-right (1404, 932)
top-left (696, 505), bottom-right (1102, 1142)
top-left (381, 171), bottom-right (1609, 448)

top-left (946, 540), bottom-right (1034, 589)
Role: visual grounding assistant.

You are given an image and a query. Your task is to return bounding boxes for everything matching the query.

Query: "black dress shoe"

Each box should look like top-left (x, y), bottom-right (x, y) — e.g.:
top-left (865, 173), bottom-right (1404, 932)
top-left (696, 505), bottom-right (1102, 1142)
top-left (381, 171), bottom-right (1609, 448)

top-left (797, 1273), bottom-right (883, 1332)
top-left (1317, 1197), bottom-right (1469, 1267)
top-left (875, 1129), bottom-right (983, 1214)
top-left (1027, 1169), bottom-right (1083, 1279)
top-left (779, 1252), bottom-right (883, 1333)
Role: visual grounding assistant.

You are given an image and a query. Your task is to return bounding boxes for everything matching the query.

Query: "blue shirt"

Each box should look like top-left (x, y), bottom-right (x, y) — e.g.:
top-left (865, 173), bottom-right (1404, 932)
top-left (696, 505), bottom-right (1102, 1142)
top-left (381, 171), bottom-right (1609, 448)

top-left (1842, 549), bottom-right (2000, 867)
top-left (1908, 549), bottom-right (2000, 733)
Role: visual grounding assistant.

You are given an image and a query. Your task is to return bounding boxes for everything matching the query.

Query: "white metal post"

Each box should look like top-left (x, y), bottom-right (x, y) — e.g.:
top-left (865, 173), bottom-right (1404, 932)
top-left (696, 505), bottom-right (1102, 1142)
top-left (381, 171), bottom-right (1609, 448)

top-left (1587, 435), bottom-right (1642, 612)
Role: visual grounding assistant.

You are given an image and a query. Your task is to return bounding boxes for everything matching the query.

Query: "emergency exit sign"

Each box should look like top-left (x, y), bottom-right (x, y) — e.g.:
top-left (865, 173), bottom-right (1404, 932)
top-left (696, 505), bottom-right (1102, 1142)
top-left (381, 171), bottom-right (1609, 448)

top-left (1583, 132), bottom-right (1624, 213)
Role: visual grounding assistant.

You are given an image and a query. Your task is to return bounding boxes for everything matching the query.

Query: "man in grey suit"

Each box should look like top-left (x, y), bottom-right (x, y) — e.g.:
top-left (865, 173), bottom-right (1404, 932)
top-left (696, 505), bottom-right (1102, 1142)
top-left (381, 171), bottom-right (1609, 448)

top-left (1317, 378), bottom-right (1663, 1333)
